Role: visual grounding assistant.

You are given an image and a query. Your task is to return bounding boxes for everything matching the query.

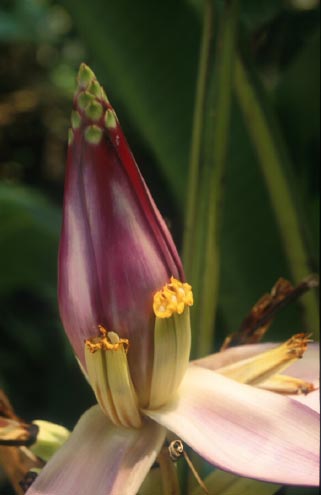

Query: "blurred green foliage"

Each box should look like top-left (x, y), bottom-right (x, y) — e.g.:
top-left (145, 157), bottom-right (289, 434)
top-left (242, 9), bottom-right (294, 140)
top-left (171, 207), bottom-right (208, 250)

top-left (0, 0), bottom-right (319, 494)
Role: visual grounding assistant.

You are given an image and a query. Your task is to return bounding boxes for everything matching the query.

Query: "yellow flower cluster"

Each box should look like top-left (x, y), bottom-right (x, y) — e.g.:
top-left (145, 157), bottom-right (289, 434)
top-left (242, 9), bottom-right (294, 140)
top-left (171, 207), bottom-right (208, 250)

top-left (153, 277), bottom-right (193, 318)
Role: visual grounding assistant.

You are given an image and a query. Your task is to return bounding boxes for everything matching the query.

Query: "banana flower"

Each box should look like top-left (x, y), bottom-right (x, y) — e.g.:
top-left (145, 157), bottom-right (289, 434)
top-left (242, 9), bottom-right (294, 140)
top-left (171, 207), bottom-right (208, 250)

top-left (27, 65), bottom-right (319, 495)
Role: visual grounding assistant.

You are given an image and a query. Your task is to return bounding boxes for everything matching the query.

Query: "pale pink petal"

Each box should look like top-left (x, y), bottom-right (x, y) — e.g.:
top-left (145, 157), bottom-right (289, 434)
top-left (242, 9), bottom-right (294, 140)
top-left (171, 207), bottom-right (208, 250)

top-left (291, 388), bottom-right (320, 413)
top-left (285, 343), bottom-right (319, 381)
top-left (27, 406), bottom-right (166, 495)
top-left (145, 367), bottom-right (319, 486)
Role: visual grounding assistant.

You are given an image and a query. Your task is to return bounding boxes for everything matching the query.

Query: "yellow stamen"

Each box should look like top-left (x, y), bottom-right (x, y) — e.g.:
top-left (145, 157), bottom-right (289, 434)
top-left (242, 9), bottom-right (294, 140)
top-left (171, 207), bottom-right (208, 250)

top-left (258, 374), bottom-right (316, 395)
top-left (85, 325), bottom-right (129, 353)
top-left (216, 333), bottom-right (312, 386)
top-left (285, 332), bottom-right (312, 358)
top-left (84, 326), bottom-right (141, 428)
top-left (153, 277), bottom-right (193, 318)
top-left (149, 278), bottom-right (192, 409)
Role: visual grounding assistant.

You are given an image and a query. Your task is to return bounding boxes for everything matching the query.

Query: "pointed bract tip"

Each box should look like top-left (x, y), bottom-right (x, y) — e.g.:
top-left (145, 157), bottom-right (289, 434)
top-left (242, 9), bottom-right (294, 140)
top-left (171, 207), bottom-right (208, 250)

top-left (77, 63), bottom-right (96, 90)
top-left (85, 101), bottom-right (104, 121)
top-left (88, 80), bottom-right (103, 98)
top-left (104, 109), bottom-right (117, 129)
top-left (84, 125), bottom-right (103, 144)
top-left (76, 64), bottom-right (109, 102)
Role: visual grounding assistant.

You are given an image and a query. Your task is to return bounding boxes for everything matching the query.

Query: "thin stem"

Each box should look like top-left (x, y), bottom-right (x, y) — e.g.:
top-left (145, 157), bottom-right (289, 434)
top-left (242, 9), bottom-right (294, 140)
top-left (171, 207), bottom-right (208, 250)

top-left (182, 0), bottom-right (214, 268)
top-left (195, 0), bottom-right (239, 357)
top-left (157, 446), bottom-right (181, 495)
top-left (183, 451), bottom-right (209, 495)
top-left (234, 56), bottom-right (319, 339)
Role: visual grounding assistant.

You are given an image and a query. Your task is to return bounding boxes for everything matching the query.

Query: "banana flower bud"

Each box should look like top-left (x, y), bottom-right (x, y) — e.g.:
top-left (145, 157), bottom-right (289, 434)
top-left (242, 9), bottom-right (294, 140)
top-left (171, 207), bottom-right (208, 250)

top-left (58, 64), bottom-right (185, 406)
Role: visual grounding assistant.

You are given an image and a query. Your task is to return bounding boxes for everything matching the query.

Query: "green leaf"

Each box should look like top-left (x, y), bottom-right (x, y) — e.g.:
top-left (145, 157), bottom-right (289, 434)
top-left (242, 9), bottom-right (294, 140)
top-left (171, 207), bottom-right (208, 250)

top-left (0, 184), bottom-right (60, 297)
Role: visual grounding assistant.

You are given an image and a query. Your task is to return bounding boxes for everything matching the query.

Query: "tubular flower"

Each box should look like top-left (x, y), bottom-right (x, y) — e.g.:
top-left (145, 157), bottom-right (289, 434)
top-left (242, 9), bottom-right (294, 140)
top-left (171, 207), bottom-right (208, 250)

top-left (27, 65), bottom-right (319, 495)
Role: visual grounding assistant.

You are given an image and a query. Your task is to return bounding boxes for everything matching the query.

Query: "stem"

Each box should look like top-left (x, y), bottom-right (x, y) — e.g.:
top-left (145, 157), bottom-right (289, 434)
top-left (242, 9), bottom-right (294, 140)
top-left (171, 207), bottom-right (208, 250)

top-left (182, 0), bottom-right (214, 268)
top-left (157, 446), bottom-right (181, 495)
top-left (234, 56), bottom-right (319, 339)
top-left (195, 0), bottom-right (239, 357)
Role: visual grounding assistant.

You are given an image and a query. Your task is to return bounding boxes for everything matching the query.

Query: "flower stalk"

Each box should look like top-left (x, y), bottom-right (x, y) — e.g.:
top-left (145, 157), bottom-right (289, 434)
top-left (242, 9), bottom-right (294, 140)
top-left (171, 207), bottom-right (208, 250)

top-left (184, 0), bottom-right (240, 359)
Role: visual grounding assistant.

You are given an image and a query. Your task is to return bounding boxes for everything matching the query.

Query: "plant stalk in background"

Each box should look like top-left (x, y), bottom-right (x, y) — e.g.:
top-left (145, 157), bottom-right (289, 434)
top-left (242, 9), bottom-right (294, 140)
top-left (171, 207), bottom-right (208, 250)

top-left (183, 0), bottom-right (239, 358)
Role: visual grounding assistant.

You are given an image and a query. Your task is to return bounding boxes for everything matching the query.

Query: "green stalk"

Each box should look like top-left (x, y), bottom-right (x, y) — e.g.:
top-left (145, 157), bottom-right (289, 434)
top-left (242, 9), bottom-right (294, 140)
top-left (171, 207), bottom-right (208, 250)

top-left (234, 56), bottom-right (319, 338)
top-left (182, 0), bottom-right (214, 268)
top-left (194, 0), bottom-right (239, 358)
top-left (182, 0), bottom-right (216, 362)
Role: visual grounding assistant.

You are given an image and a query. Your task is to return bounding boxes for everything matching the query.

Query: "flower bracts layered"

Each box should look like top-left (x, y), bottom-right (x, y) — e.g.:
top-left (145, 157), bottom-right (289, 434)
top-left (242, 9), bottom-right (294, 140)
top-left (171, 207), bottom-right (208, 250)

top-left (58, 64), bottom-right (184, 405)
